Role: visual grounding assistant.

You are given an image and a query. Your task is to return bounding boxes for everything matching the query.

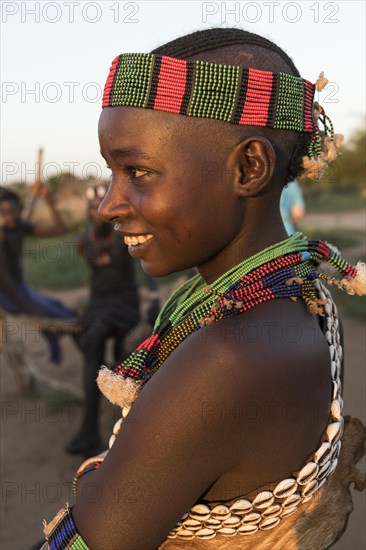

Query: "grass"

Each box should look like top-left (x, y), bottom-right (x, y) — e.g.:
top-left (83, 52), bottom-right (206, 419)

top-left (304, 188), bottom-right (365, 213)
top-left (24, 231), bottom-right (90, 289)
top-left (327, 285), bottom-right (366, 322)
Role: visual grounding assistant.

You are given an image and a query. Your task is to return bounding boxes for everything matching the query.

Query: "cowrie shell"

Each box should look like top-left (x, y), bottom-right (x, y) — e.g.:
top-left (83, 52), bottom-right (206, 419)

top-left (273, 478), bottom-right (298, 499)
top-left (297, 461), bottom-right (319, 485)
top-left (329, 344), bottom-right (336, 361)
top-left (211, 505), bottom-right (231, 520)
top-left (331, 361), bottom-right (337, 378)
top-left (261, 504), bottom-right (282, 518)
top-left (282, 493), bottom-right (301, 508)
top-left (241, 512), bottom-right (261, 525)
top-left (280, 506), bottom-right (298, 517)
top-left (317, 477), bottom-right (328, 491)
top-left (331, 440), bottom-right (342, 460)
top-left (237, 524), bottom-right (258, 535)
top-left (332, 381), bottom-right (338, 399)
top-left (204, 518), bottom-right (221, 529)
top-left (331, 399), bottom-right (342, 421)
top-left (328, 457), bottom-right (339, 477)
top-left (338, 395), bottom-right (344, 412)
top-left (183, 519), bottom-right (201, 531)
top-left (217, 527), bottom-right (236, 536)
top-left (253, 490), bottom-right (274, 509)
top-left (325, 422), bottom-right (341, 443)
top-left (317, 459), bottom-right (332, 481)
top-left (301, 479), bottom-right (319, 497)
top-left (122, 406), bottom-right (130, 418)
top-left (318, 289), bottom-right (326, 301)
top-left (196, 528), bottom-right (215, 540)
top-left (222, 516), bottom-right (241, 528)
top-left (211, 505), bottom-right (230, 516)
top-left (230, 499), bottom-right (252, 514)
top-left (313, 442), bottom-right (332, 465)
top-left (259, 517), bottom-right (280, 530)
top-left (113, 417), bottom-right (123, 435)
top-left (301, 494), bottom-right (314, 504)
top-left (189, 504), bottom-right (210, 521)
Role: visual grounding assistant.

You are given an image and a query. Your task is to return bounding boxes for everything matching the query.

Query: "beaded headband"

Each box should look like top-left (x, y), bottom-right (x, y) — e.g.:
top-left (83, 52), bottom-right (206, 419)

top-left (102, 53), bottom-right (315, 132)
top-left (102, 54), bottom-right (342, 179)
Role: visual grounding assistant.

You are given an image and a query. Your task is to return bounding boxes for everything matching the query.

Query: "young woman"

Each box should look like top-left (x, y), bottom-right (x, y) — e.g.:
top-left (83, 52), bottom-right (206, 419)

top-left (38, 28), bottom-right (365, 549)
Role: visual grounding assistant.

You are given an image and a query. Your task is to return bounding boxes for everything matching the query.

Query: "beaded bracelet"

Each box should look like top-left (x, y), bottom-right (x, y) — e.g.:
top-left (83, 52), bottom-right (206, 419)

top-left (43, 504), bottom-right (90, 550)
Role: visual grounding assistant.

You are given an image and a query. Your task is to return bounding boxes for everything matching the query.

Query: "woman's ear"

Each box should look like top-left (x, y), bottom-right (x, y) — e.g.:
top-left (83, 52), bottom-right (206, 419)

top-left (230, 137), bottom-right (276, 197)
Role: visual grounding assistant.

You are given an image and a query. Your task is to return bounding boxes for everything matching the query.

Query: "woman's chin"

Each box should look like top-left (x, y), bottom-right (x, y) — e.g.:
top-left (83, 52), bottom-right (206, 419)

top-left (140, 260), bottom-right (192, 279)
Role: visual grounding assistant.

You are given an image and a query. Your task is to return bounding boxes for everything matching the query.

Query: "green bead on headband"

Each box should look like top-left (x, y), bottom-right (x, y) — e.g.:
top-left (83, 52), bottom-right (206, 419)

top-left (102, 53), bottom-right (315, 133)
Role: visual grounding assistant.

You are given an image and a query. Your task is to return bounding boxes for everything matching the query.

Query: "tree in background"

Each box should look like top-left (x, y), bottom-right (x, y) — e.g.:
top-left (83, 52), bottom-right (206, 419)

top-left (306, 127), bottom-right (365, 191)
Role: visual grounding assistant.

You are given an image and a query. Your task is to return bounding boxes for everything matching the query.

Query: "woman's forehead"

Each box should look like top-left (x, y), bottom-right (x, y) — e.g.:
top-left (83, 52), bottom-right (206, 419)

top-left (99, 106), bottom-right (182, 135)
top-left (98, 105), bottom-right (231, 157)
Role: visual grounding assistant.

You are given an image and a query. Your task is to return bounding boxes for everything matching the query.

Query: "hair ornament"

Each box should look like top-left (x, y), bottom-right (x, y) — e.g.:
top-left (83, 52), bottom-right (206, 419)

top-left (315, 71), bottom-right (329, 92)
top-left (341, 262), bottom-right (366, 296)
top-left (299, 73), bottom-right (344, 181)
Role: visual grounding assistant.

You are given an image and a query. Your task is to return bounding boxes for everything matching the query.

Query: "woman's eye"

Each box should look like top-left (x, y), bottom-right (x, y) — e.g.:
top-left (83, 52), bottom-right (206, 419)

top-left (130, 167), bottom-right (149, 179)
top-left (105, 165), bottom-right (150, 180)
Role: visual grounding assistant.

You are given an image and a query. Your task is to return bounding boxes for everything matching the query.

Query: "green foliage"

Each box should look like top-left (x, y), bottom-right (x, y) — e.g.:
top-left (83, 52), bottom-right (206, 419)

top-left (304, 188), bottom-right (365, 213)
top-left (24, 232), bottom-right (90, 289)
top-left (46, 174), bottom-right (63, 194)
top-left (301, 127), bottom-right (366, 191)
top-left (329, 286), bottom-right (366, 322)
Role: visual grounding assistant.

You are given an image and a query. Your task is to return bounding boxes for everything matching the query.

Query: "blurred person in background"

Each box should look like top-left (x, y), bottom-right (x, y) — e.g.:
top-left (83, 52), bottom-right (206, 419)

top-left (66, 184), bottom-right (160, 457)
top-left (280, 179), bottom-right (306, 235)
top-left (0, 186), bottom-right (78, 364)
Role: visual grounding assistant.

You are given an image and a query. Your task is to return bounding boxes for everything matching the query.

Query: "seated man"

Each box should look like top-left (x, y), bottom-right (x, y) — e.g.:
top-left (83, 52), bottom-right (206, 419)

top-left (0, 187), bottom-right (78, 364)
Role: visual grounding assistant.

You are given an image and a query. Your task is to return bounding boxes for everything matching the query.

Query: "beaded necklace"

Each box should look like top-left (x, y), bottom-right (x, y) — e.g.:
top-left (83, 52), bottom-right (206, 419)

top-left (97, 232), bottom-right (365, 408)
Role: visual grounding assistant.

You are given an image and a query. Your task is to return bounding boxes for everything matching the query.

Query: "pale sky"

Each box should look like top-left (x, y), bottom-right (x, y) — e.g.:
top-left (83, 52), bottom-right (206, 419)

top-left (1, 0), bottom-right (365, 184)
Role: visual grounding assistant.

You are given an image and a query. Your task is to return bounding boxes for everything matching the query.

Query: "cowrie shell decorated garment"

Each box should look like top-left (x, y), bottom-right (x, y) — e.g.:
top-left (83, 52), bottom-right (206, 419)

top-left (108, 282), bottom-right (365, 548)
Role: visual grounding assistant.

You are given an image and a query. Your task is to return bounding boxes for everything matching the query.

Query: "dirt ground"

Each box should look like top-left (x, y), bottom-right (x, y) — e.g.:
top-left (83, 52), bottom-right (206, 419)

top-left (1, 279), bottom-right (365, 550)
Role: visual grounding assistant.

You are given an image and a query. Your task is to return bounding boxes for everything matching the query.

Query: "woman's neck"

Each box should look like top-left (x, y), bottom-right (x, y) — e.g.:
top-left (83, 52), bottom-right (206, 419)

top-left (198, 207), bottom-right (288, 284)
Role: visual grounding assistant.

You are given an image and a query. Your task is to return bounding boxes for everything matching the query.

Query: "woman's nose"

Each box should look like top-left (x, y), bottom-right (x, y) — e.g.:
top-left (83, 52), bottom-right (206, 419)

top-left (98, 182), bottom-right (135, 223)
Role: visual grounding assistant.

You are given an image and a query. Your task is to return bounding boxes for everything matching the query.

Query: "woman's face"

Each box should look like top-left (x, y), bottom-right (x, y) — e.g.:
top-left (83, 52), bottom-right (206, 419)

top-left (98, 107), bottom-right (245, 280)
